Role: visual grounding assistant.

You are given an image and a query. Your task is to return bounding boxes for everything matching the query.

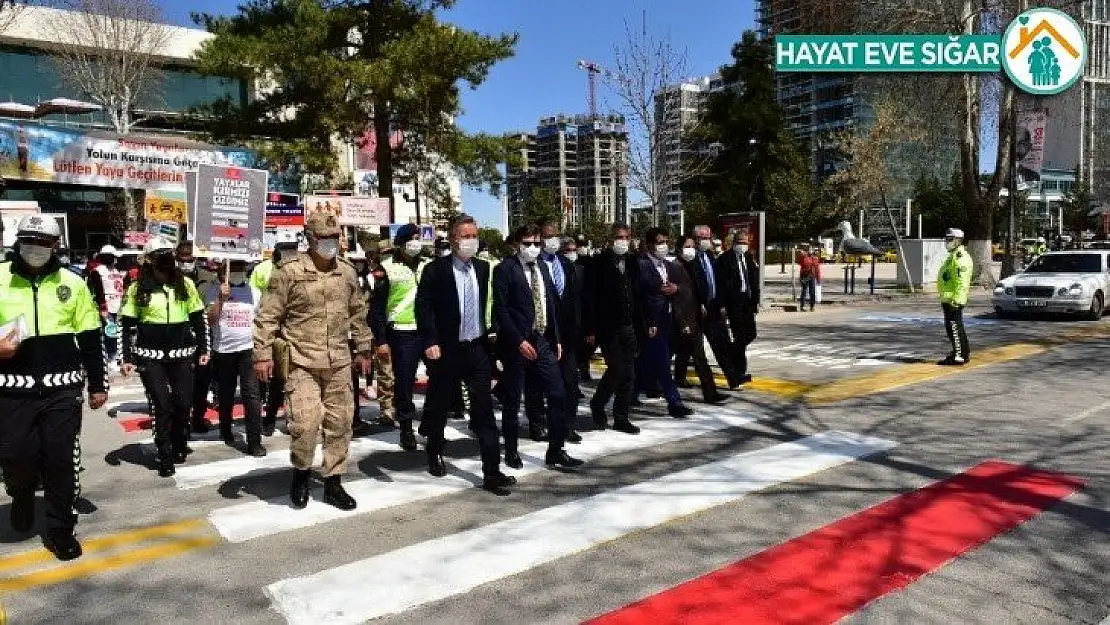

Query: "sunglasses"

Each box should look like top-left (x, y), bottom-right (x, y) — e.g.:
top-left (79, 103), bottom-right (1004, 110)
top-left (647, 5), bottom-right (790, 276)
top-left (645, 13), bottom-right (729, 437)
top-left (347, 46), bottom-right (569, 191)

top-left (520, 241), bottom-right (541, 248)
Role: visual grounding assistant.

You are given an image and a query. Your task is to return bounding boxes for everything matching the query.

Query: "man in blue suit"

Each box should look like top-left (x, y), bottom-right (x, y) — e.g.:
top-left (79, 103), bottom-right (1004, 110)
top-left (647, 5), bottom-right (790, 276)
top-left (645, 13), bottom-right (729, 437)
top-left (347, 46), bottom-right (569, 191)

top-left (494, 224), bottom-right (583, 470)
top-left (635, 227), bottom-right (694, 418)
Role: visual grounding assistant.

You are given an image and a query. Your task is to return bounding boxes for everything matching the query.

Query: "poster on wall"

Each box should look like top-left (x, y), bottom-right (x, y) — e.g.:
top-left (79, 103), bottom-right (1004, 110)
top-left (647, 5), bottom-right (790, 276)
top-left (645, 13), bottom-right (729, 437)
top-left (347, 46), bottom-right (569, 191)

top-left (1016, 111), bottom-right (1047, 186)
top-left (305, 195), bottom-right (389, 226)
top-left (263, 226), bottom-right (303, 252)
top-left (265, 192), bottom-right (304, 227)
top-left (192, 164), bottom-right (268, 260)
top-left (0, 120), bottom-right (253, 193)
top-left (718, 211), bottom-right (766, 304)
top-left (144, 196), bottom-right (188, 224)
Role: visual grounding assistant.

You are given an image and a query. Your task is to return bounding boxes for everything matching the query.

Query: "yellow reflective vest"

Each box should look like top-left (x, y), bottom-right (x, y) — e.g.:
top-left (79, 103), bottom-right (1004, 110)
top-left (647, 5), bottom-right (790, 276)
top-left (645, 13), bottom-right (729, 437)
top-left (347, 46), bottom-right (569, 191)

top-left (937, 245), bottom-right (974, 306)
top-left (119, 277), bottom-right (208, 361)
top-left (381, 257), bottom-right (429, 331)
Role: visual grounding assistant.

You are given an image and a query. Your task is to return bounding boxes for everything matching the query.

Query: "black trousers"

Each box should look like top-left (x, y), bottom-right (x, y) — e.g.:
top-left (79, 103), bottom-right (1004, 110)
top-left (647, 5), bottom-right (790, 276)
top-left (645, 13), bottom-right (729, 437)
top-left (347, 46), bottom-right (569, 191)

top-left (262, 375), bottom-right (285, 425)
top-left (212, 350), bottom-right (263, 445)
top-left (673, 328), bottom-right (716, 398)
top-left (799, 277), bottom-right (817, 309)
top-left (503, 335), bottom-right (567, 453)
top-left (0, 389), bottom-right (82, 531)
top-left (591, 325), bottom-right (638, 419)
top-left (422, 341), bottom-right (501, 479)
top-left (140, 359), bottom-right (195, 459)
top-left (943, 303), bottom-right (970, 361)
top-left (526, 345), bottom-right (580, 435)
top-left (700, 307), bottom-right (737, 386)
top-left (726, 307), bottom-right (757, 381)
top-left (191, 359), bottom-right (211, 425)
top-left (388, 329), bottom-right (423, 421)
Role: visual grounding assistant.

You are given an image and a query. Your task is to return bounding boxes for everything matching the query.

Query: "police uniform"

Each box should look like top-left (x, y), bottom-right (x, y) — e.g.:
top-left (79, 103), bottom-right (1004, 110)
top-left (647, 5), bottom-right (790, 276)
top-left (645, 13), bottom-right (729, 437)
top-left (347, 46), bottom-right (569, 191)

top-left (253, 213), bottom-right (373, 510)
top-left (369, 224), bottom-right (429, 451)
top-left (938, 228), bottom-right (974, 365)
top-left (0, 215), bottom-right (107, 561)
top-left (119, 236), bottom-right (209, 477)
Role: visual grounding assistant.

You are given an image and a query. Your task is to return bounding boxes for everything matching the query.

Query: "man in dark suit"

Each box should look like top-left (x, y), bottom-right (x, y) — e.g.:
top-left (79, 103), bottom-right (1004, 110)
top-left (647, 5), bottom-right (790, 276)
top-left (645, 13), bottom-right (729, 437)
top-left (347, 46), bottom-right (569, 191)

top-left (635, 228), bottom-right (694, 418)
top-left (416, 214), bottom-right (515, 496)
top-left (584, 224), bottom-right (645, 434)
top-left (572, 236), bottom-right (595, 382)
top-left (676, 224), bottom-right (737, 387)
top-left (495, 224), bottom-right (583, 470)
top-left (713, 230), bottom-right (760, 387)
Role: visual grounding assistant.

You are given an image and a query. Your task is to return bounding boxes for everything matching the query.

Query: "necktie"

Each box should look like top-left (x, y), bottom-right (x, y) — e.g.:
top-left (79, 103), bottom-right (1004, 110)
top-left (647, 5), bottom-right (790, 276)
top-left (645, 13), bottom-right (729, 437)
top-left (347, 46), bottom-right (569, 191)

top-left (461, 263), bottom-right (479, 340)
top-left (738, 253), bottom-right (748, 294)
top-left (529, 263), bottom-right (546, 333)
top-left (550, 255), bottom-right (565, 297)
top-left (702, 254), bottom-right (716, 300)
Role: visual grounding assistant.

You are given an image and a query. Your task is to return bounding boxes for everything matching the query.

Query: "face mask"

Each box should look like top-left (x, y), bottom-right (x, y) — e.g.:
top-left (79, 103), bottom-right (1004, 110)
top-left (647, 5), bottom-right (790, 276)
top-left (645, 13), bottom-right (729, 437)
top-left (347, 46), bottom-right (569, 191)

top-left (228, 271), bottom-right (247, 285)
top-left (681, 247), bottom-right (697, 261)
top-left (735, 245), bottom-right (748, 255)
top-left (945, 239), bottom-right (958, 251)
top-left (403, 240), bottom-right (423, 257)
top-left (654, 244), bottom-right (670, 260)
top-left (19, 244), bottom-right (52, 268)
top-left (438, 248), bottom-right (451, 257)
top-left (698, 239), bottom-right (712, 252)
top-left (543, 237), bottom-right (561, 254)
top-left (612, 240), bottom-right (629, 256)
top-left (59, 256), bottom-right (70, 265)
top-left (518, 243), bottom-right (541, 263)
top-left (178, 261), bottom-right (195, 273)
top-left (563, 251), bottom-right (578, 263)
top-left (456, 239), bottom-right (479, 260)
top-left (315, 239), bottom-right (339, 260)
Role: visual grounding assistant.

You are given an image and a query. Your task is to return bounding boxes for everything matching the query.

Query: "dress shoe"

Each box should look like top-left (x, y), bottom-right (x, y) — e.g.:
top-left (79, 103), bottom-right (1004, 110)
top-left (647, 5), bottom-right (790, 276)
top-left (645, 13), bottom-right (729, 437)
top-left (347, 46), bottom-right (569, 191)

top-left (702, 393), bottom-right (729, 405)
top-left (529, 427), bottom-right (549, 442)
top-left (261, 420), bottom-right (276, 437)
top-left (247, 443), bottom-right (267, 457)
top-left (481, 473), bottom-right (515, 496)
top-left (545, 449), bottom-right (584, 469)
top-left (191, 418), bottom-right (210, 434)
top-left (158, 458), bottom-right (175, 477)
top-left (290, 469), bottom-right (311, 509)
top-left (220, 428), bottom-right (235, 446)
top-left (322, 476), bottom-right (357, 511)
top-left (590, 407), bottom-right (608, 430)
top-left (173, 449), bottom-right (190, 464)
top-left (504, 451), bottom-right (523, 470)
top-left (427, 454), bottom-right (447, 477)
top-left (668, 404), bottom-right (694, 419)
top-left (566, 429), bottom-right (583, 444)
top-left (44, 529), bottom-right (82, 561)
top-left (612, 419), bottom-right (640, 435)
top-left (937, 357), bottom-right (966, 366)
top-left (400, 421), bottom-right (418, 451)
top-left (351, 419), bottom-right (373, 437)
top-left (10, 494), bottom-right (33, 532)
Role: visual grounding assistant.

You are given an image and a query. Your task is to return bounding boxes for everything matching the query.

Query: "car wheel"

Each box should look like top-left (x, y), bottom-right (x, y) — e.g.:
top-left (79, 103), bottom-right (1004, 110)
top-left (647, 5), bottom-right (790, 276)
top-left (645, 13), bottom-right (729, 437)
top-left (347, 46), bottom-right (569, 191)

top-left (1086, 292), bottom-right (1104, 321)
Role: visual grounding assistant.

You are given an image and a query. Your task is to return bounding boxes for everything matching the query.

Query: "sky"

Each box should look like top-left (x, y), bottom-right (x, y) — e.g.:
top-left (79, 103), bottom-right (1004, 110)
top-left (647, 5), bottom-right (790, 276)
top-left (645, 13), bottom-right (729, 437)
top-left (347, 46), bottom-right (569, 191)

top-left (156, 0), bottom-right (758, 230)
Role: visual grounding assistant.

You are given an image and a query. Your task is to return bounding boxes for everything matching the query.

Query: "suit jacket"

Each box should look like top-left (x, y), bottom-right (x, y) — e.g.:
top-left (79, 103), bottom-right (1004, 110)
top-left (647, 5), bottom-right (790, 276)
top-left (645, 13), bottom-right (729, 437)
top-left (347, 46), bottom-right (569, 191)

top-left (636, 253), bottom-right (680, 332)
top-left (584, 249), bottom-right (647, 341)
top-left (545, 253), bottom-right (584, 347)
top-left (688, 251), bottom-right (717, 306)
top-left (673, 258), bottom-right (702, 334)
top-left (492, 254), bottom-right (561, 352)
top-left (714, 250), bottom-right (761, 313)
top-left (415, 255), bottom-right (491, 351)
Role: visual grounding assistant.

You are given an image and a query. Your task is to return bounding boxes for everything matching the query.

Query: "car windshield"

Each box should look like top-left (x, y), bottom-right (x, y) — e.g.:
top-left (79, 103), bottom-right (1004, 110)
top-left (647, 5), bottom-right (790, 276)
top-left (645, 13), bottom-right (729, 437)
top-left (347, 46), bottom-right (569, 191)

top-left (1025, 254), bottom-right (1102, 273)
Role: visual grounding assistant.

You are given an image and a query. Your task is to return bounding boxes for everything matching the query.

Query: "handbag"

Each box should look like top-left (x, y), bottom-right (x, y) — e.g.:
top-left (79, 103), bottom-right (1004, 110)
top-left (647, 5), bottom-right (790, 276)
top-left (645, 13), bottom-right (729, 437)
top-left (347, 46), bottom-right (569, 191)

top-left (815, 283), bottom-right (823, 304)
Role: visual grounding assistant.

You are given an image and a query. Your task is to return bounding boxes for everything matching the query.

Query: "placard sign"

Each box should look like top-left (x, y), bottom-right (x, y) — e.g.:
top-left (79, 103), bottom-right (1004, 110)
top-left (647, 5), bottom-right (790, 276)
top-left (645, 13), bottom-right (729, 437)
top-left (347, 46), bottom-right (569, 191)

top-left (193, 164), bottom-right (267, 260)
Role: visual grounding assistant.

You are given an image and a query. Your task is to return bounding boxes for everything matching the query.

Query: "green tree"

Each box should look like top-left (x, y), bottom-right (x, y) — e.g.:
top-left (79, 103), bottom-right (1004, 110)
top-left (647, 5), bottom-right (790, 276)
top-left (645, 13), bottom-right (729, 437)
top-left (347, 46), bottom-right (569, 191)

top-left (192, 0), bottom-right (518, 219)
top-left (477, 226), bottom-right (506, 257)
top-left (630, 209), bottom-right (655, 241)
top-left (1062, 167), bottom-right (1095, 248)
top-left (912, 173), bottom-right (967, 238)
top-left (580, 204), bottom-right (609, 250)
top-left (520, 188), bottom-right (564, 228)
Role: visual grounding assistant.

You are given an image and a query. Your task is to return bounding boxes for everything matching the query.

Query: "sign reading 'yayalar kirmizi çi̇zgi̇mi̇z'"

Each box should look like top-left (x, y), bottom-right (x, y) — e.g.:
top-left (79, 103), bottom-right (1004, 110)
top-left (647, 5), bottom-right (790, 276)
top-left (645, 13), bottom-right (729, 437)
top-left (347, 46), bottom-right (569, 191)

top-left (776, 8), bottom-right (1088, 96)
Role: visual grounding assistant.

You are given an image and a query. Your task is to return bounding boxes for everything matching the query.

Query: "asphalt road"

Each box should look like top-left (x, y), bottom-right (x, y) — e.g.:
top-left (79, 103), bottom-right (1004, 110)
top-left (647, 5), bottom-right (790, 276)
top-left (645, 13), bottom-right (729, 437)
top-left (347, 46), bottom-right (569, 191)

top-left (0, 297), bottom-right (1108, 624)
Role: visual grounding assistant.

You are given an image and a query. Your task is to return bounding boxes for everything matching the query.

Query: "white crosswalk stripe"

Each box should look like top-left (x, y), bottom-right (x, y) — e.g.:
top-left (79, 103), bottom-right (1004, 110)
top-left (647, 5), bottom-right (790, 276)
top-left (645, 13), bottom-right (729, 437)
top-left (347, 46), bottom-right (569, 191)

top-left (264, 430), bottom-right (896, 625)
top-left (209, 404), bottom-right (758, 543)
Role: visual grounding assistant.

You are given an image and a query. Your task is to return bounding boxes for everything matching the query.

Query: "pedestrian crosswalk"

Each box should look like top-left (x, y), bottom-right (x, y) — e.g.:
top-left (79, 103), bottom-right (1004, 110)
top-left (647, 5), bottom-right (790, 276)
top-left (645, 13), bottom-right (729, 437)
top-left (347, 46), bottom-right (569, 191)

top-left (746, 341), bottom-right (926, 368)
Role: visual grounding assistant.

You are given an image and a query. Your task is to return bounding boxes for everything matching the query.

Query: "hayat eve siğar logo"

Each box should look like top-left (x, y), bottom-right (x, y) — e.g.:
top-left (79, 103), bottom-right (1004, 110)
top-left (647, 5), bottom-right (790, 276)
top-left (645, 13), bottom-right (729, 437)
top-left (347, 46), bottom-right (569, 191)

top-left (1002, 8), bottom-right (1087, 95)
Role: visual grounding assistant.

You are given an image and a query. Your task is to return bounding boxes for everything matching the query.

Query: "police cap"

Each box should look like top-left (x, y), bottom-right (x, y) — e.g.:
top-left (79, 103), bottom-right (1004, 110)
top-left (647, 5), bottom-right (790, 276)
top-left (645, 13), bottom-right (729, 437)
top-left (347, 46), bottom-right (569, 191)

top-left (16, 215), bottom-right (61, 240)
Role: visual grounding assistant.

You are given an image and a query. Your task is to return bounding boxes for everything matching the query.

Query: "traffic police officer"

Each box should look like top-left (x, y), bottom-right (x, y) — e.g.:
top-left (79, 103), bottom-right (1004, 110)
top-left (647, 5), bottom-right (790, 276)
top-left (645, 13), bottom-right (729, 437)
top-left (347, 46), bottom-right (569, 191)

top-left (370, 224), bottom-right (428, 452)
top-left (0, 215), bottom-right (108, 561)
top-left (120, 236), bottom-right (209, 478)
top-left (938, 228), bottom-right (974, 366)
top-left (253, 213), bottom-right (373, 511)
top-left (368, 239), bottom-right (396, 428)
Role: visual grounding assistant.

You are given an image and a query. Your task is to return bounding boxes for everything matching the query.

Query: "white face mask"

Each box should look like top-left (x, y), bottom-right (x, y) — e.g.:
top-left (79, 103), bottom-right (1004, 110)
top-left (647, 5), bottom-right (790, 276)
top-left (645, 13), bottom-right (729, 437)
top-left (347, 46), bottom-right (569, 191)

top-left (438, 248), bottom-right (451, 257)
top-left (654, 244), bottom-right (670, 260)
top-left (698, 239), bottom-right (713, 252)
top-left (518, 243), bottom-right (541, 263)
top-left (612, 240), bottom-right (630, 256)
top-left (735, 244), bottom-right (748, 255)
top-left (179, 261), bottom-right (195, 273)
top-left (315, 239), bottom-right (339, 260)
top-left (681, 247), bottom-right (697, 261)
top-left (456, 239), bottom-right (479, 260)
top-left (563, 251), bottom-right (578, 263)
top-left (228, 271), bottom-right (247, 285)
top-left (945, 239), bottom-right (959, 251)
top-left (19, 244), bottom-right (52, 268)
top-left (543, 236), bottom-right (561, 254)
top-left (403, 240), bottom-right (423, 257)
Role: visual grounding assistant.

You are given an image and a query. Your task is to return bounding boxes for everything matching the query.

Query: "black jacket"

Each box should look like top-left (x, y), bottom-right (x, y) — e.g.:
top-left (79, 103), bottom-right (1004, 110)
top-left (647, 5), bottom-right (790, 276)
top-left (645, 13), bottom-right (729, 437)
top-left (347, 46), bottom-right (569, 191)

top-left (584, 249), bottom-right (648, 341)
top-left (673, 257), bottom-right (702, 335)
top-left (415, 255), bottom-right (491, 351)
top-left (714, 250), bottom-right (761, 312)
top-left (492, 254), bottom-right (561, 351)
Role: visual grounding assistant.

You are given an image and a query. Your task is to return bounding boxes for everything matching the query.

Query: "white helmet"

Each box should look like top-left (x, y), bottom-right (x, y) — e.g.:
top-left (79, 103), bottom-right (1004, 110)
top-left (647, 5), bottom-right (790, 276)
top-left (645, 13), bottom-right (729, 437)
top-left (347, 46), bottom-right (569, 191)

top-left (944, 228), bottom-right (965, 240)
top-left (1037, 236), bottom-right (1046, 244)
top-left (144, 235), bottom-right (175, 254)
top-left (15, 215), bottom-right (61, 239)
top-left (98, 245), bottom-right (118, 256)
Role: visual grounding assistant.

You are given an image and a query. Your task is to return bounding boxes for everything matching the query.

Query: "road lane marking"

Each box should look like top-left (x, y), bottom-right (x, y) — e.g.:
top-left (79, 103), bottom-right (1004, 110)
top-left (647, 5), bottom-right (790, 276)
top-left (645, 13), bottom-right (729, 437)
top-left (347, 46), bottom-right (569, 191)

top-left (264, 430), bottom-right (895, 625)
top-left (1061, 399), bottom-right (1110, 424)
top-left (588, 460), bottom-right (1083, 625)
top-left (211, 406), bottom-right (760, 543)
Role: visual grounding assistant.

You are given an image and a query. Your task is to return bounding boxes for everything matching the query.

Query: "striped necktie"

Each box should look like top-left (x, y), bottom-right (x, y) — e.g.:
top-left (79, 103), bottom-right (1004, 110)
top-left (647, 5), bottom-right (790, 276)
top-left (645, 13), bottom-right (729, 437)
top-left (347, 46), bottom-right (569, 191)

top-left (529, 263), bottom-right (546, 333)
top-left (461, 263), bottom-right (479, 340)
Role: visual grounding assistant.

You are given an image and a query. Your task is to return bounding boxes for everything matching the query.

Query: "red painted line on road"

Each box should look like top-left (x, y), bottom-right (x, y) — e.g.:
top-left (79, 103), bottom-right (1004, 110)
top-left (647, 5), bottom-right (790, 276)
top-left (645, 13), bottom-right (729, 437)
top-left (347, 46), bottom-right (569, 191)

top-left (587, 460), bottom-right (1084, 625)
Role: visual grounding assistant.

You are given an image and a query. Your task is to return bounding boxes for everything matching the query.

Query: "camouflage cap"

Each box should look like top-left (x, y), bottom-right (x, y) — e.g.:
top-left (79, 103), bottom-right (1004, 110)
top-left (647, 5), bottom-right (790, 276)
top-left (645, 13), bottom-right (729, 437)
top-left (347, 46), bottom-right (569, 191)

top-left (305, 212), bottom-right (341, 238)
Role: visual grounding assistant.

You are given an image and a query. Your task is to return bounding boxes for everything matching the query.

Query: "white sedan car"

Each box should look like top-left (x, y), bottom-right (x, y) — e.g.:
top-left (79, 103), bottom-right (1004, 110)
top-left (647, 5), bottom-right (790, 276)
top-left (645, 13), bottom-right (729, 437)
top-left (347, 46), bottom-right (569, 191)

top-left (993, 250), bottom-right (1110, 320)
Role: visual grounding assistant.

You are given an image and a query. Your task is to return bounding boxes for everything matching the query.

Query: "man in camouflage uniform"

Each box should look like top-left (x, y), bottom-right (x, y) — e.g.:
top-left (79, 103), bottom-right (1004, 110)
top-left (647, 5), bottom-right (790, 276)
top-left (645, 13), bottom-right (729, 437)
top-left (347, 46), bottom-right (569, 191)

top-left (370, 239), bottom-right (396, 427)
top-left (253, 213), bottom-right (373, 511)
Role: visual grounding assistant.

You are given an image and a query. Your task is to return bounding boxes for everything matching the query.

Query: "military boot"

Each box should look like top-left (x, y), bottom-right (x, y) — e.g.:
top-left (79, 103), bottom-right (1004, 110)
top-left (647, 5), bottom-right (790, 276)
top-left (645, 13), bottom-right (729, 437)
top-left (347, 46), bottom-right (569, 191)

top-left (399, 419), bottom-right (418, 451)
top-left (322, 476), bottom-right (356, 511)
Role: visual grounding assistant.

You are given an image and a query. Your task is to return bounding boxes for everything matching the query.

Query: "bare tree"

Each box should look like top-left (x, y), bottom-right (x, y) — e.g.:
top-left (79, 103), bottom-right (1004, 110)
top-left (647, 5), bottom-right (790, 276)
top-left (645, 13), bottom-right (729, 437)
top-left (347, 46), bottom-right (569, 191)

top-left (41, 0), bottom-right (174, 135)
top-left (610, 19), bottom-right (710, 226)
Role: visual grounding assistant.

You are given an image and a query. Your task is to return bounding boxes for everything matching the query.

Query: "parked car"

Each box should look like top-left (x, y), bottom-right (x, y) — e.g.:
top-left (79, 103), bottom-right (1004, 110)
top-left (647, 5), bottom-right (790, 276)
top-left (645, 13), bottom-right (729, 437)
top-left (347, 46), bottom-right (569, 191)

top-left (992, 250), bottom-right (1110, 320)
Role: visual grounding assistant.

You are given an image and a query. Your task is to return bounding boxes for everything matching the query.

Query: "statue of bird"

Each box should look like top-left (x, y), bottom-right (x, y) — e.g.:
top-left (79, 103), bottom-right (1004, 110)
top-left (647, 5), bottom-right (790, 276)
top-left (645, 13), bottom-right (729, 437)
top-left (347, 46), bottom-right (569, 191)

top-left (838, 221), bottom-right (884, 256)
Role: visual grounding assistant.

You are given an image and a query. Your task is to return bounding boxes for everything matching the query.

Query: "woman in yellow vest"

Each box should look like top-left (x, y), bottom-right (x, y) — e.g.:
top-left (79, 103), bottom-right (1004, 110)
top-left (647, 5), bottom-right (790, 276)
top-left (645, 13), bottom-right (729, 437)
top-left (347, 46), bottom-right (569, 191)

top-left (119, 236), bottom-right (209, 478)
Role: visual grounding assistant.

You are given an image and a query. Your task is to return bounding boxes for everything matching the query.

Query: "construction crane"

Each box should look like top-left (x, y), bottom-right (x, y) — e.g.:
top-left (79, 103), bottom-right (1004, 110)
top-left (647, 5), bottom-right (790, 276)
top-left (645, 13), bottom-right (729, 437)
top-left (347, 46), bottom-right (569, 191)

top-left (576, 59), bottom-right (619, 117)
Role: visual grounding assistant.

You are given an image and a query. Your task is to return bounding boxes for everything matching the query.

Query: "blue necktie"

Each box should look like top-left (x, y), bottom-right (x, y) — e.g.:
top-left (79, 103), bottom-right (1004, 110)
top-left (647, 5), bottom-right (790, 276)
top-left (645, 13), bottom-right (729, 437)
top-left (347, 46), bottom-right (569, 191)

top-left (549, 255), bottom-right (565, 297)
top-left (702, 253), bottom-right (716, 301)
top-left (461, 263), bottom-right (479, 340)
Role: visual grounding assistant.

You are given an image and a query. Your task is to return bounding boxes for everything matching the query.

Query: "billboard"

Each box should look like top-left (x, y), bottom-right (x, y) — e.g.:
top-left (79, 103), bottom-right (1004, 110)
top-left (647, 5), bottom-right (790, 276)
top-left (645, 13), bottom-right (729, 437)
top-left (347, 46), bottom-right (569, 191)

top-left (0, 120), bottom-right (253, 193)
top-left (1016, 111), bottom-right (1047, 186)
top-left (192, 164), bottom-right (268, 260)
top-left (304, 195), bottom-right (389, 226)
top-left (265, 191), bottom-right (304, 227)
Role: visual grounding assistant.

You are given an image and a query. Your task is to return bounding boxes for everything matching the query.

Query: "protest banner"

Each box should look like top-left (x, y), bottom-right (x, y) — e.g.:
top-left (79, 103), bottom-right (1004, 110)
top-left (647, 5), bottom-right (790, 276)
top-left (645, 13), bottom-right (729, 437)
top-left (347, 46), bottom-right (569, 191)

top-left (193, 164), bottom-right (267, 260)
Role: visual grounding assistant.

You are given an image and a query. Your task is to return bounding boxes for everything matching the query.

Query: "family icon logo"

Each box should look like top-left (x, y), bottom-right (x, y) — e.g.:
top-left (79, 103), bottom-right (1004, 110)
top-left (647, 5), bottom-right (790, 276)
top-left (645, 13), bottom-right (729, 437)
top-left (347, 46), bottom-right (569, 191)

top-left (1002, 8), bottom-right (1086, 95)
